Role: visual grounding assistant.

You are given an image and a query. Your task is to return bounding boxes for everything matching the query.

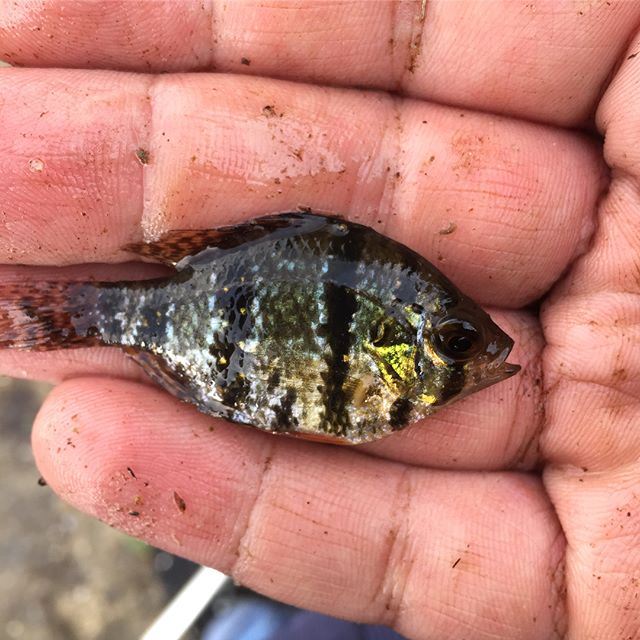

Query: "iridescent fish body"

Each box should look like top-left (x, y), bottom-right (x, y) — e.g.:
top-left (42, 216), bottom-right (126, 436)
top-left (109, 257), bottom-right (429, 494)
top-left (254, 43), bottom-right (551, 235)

top-left (0, 212), bottom-right (519, 444)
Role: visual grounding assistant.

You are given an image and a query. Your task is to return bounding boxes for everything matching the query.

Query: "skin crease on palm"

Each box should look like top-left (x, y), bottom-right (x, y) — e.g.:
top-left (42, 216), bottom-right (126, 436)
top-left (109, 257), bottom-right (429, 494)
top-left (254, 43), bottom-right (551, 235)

top-left (3, 0), bottom-right (640, 638)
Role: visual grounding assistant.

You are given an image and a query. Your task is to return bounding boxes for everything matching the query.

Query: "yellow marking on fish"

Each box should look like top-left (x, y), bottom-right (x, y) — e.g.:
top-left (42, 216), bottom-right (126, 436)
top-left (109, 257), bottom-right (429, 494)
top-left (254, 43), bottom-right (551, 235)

top-left (348, 373), bottom-right (375, 408)
top-left (423, 341), bottom-right (449, 368)
top-left (365, 340), bottom-right (417, 395)
top-left (376, 343), bottom-right (416, 381)
top-left (404, 304), bottom-right (423, 329)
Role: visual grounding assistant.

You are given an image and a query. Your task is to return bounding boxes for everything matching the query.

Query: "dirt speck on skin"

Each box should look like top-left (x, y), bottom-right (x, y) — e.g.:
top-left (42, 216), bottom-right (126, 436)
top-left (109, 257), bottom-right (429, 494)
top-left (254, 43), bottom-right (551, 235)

top-left (450, 131), bottom-right (486, 175)
top-left (406, 0), bottom-right (427, 73)
top-left (29, 158), bottom-right (45, 173)
top-left (612, 367), bottom-right (628, 382)
top-left (135, 148), bottom-right (150, 165)
top-left (438, 222), bottom-right (457, 235)
top-left (173, 491), bottom-right (187, 513)
top-left (262, 105), bottom-right (279, 118)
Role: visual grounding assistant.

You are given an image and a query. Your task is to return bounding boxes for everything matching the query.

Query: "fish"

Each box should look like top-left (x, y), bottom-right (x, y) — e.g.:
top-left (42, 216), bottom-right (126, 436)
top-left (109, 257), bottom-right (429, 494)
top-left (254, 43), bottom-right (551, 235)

top-left (0, 212), bottom-right (520, 444)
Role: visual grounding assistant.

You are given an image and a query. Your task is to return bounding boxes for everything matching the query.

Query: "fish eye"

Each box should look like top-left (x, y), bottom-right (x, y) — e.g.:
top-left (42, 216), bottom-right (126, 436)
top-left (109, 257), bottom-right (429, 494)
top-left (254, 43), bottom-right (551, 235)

top-left (433, 318), bottom-right (483, 362)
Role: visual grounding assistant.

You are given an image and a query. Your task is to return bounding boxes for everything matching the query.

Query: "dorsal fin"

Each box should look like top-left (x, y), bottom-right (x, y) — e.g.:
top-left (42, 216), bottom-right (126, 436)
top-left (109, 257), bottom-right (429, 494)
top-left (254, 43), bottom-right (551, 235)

top-left (123, 212), bottom-right (333, 268)
top-left (124, 229), bottom-right (231, 266)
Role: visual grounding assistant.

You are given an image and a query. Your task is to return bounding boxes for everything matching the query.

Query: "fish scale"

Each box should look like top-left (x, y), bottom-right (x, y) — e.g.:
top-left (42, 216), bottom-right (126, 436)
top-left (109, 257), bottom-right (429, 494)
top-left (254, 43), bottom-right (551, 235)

top-left (0, 212), bottom-right (520, 444)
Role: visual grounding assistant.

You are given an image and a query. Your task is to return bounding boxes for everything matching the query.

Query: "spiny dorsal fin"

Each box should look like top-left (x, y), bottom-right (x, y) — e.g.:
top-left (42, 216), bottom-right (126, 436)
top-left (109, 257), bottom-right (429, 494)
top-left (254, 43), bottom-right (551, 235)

top-left (123, 212), bottom-right (330, 268)
top-left (124, 229), bottom-right (229, 267)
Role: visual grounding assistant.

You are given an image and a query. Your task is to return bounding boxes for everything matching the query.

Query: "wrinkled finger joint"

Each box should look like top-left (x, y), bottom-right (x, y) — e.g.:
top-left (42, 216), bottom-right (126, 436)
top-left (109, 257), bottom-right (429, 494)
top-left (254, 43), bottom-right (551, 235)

top-left (229, 440), bottom-right (277, 580)
top-left (375, 467), bottom-right (415, 629)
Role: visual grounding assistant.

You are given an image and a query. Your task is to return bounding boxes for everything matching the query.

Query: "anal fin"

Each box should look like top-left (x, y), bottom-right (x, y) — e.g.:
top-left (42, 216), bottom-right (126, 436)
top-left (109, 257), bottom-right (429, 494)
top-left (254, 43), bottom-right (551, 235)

top-left (128, 349), bottom-right (197, 405)
top-left (128, 348), bottom-right (239, 422)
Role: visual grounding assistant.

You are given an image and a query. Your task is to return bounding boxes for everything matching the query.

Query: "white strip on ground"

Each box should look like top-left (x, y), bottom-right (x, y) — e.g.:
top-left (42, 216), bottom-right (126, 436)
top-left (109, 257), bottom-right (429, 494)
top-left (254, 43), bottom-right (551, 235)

top-left (141, 566), bottom-right (229, 640)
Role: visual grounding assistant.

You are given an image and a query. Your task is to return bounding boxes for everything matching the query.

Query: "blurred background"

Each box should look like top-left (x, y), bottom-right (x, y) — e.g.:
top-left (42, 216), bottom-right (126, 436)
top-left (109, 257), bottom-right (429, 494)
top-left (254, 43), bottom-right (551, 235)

top-left (0, 377), bottom-right (192, 640)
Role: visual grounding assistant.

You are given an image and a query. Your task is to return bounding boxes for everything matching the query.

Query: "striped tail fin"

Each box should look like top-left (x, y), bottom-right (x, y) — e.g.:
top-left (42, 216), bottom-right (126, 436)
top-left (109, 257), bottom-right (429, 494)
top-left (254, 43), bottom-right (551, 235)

top-left (0, 280), bottom-right (100, 350)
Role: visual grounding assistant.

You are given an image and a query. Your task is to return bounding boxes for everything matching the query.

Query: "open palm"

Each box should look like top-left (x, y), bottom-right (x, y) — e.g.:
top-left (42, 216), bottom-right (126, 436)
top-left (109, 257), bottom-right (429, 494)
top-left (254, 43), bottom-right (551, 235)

top-left (1, 2), bottom-right (638, 638)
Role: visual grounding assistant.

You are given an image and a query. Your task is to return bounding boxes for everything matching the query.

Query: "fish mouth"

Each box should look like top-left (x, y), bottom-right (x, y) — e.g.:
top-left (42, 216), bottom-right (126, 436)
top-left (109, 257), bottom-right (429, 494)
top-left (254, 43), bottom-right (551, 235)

top-left (485, 342), bottom-right (520, 382)
top-left (475, 361), bottom-right (520, 388)
top-left (467, 359), bottom-right (521, 393)
top-left (495, 362), bottom-right (521, 379)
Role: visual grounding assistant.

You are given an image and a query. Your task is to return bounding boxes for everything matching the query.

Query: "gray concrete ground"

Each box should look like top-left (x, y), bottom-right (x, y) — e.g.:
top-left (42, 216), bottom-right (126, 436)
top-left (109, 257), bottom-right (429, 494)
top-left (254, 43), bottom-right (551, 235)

top-left (0, 377), bottom-right (170, 640)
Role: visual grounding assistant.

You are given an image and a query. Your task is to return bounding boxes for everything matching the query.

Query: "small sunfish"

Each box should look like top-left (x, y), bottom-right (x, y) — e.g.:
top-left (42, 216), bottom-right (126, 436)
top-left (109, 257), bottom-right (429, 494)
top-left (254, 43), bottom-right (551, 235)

top-left (0, 212), bottom-right (519, 444)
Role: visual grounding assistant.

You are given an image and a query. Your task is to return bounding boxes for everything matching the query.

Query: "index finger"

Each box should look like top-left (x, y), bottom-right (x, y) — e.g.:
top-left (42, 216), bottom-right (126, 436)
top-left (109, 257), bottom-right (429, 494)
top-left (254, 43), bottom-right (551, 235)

top-left (0, 68), bottom-right (604, 308)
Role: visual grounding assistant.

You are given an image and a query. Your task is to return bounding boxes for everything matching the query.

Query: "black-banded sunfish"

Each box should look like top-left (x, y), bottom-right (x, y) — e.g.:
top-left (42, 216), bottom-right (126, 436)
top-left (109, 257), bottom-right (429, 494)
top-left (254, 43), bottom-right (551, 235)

top-left (0, 212), bottom-right (520, 444)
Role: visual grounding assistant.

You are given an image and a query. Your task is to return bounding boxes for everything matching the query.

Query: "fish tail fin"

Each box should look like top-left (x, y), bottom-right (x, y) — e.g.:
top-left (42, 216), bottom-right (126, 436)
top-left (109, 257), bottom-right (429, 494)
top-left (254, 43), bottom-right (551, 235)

top-left (0, 280), bottom-right (100, 350)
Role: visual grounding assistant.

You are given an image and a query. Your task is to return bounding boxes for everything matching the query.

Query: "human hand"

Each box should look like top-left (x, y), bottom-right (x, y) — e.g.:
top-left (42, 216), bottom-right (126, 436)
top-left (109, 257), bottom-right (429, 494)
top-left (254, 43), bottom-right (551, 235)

top-left (1, 2), bottom-right (638, 638)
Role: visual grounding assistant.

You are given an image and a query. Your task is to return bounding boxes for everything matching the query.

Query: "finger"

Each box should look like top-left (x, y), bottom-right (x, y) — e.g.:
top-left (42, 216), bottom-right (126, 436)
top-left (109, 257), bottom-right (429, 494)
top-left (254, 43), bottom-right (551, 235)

top-left (542, 71), bottom-right (640, 471)
top-left (543, 463), bottom-right (640, 640)
top-left (0, 69), bottom-right (605, 307)
top-left (1, 1), bottom-right (639, 125)
top-left (0, 69), bottom-right (148, 264)
top-left (0, 275), bottom-right (540, 470)
top-left (33, 377), bottom-right (565, 639)
top-left (542, 282), bottom-right (640, 473)
top-left (541, 38), bottom-right (640, 638)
